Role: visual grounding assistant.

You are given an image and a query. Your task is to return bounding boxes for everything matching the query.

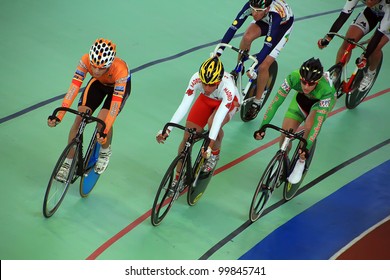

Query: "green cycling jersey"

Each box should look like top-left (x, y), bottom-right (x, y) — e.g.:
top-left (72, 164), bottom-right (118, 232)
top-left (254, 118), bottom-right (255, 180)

top-left (260, 70), bottom-right (336, 150)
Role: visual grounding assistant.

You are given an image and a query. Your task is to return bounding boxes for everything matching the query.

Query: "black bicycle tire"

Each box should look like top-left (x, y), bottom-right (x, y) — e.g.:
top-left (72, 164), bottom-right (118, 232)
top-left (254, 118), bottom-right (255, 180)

top-left (79, 134), bottom-right (100, 197)
top-left (151, 154), bottom-right (186, 226)
top-left (346, 53), bottom-right (383, 109)
top-left (43, 140), bottom-right (79, 218)
top-left (187, 142), bottom-right (206, 206)
top-left (327, 63), bottom-right (343, 98)
top-left (283, 140), bottom-right (316, 201)
top-left (240, 61), bottom-right (278, 122)
top-left (249, 151), bottom-right (283, 222)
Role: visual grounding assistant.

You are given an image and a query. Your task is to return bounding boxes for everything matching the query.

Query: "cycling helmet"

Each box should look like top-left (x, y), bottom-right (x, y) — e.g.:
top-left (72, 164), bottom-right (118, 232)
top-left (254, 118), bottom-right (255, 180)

top-left (249, 0), bottom-right (273, 8)
top-left (299, 57), bottom-right (323, 82)
top-left (89, 38), bottom-right (116, 68)
top-left (199, 57), bottom-right (224, 84)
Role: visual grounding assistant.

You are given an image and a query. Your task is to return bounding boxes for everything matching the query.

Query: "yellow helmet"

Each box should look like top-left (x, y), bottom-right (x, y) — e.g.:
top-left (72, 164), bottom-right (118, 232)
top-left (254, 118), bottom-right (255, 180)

top-left (199, 57), bottom-right (224, 84)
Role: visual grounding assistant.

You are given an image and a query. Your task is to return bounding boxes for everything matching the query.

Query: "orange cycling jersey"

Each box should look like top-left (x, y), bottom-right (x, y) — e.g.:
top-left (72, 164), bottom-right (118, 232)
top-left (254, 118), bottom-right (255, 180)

top-left (58, 53), bottom-right (130, 134)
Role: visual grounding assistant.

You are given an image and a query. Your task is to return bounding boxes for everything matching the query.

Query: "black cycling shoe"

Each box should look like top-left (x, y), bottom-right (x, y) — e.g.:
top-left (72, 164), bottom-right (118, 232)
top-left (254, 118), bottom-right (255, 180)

top-left (245, 102), bottom-right (260, 120)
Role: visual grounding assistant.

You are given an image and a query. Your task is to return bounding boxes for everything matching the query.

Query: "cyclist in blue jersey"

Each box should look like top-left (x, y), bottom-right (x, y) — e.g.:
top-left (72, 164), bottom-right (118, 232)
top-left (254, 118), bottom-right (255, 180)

top-left (217, 0), bottom-right (294, 120)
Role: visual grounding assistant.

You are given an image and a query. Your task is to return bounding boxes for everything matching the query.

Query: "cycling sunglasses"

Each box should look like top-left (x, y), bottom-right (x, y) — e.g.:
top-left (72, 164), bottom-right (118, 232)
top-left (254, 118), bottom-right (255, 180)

top-left (250, 5), bottom-right (267, 12)
top-left (300, 78), bottom-right (318, 87)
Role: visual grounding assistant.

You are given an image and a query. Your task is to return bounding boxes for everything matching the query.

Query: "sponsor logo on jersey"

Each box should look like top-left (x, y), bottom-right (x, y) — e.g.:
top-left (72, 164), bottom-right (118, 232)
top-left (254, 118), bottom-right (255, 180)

top-left (309, 115), bottom-right (323, 143)
top-left (281, 79), bottom-right (291, 92)
top-left (114, 86), bottom-right (125, 92)
top-left (186, 89), bottom-right (194, 96)
top-left (266, 36), bottom-right (272, 42)
top-left (319, 98), bottom-right (331, 107)
top-left (190, 77), bottom-right (201, 88)
top-left (224, 88), bottom-right (233, 101)
top-left (75, 69), bottom-right (85, 78)
top-left (233, 20), bottom-right (238, 26)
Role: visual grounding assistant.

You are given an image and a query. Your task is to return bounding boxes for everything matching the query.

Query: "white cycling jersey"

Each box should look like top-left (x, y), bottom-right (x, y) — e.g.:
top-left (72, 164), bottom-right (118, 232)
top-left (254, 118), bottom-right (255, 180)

top-left (169, 72), bottom-right (239, 141)
top-left (343, 0), bottom-right (390, 35)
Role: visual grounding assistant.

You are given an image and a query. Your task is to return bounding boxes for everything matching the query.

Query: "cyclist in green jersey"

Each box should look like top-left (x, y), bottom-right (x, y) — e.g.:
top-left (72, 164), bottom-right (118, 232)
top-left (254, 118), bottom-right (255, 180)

top-left (254, 58), bottom-right (336, 183)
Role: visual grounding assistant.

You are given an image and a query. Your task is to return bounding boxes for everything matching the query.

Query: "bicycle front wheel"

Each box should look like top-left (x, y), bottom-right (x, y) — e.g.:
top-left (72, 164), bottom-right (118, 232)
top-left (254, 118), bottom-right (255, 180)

top-left (240, 61), bottom-right (278, 122)
top-left (283, 140), bottom-right (316, 201)
top-left (249, 151), bottom-right (284, 222)
top-left (346, 53), bottom-right (383, 109)
top-left (151, 154), bottom-right (187, 226)
top-left (43, 140), bottom-right (79, 218)
top-left (79, 136), bottom-right (101, 197)
top-left (327, 63), bottom-right (343, 98)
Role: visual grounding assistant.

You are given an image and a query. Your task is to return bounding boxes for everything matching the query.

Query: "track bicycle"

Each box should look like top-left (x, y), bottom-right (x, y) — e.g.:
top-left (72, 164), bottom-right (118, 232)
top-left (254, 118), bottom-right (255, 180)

top-left (213, 43), bottom-right (278, 122)
top-left (326, 32), bottom-right (383, 109)
top-left (151, 122), bottom-right (213, 226)
top-left (249, 124), bottom-right (317, 222)
top-left (43, 107), bottom-right (106, 218)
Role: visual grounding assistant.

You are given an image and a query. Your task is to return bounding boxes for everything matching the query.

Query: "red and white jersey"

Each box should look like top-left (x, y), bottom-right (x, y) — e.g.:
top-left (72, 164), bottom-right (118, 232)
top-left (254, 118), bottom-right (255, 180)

top-left (169, 72), bottom-right (239, 140)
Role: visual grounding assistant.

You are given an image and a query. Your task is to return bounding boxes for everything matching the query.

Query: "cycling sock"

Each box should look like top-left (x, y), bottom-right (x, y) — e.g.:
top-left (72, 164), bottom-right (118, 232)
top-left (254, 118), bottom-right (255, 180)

top-left (211, 149), bottom-right (220, 156)
top-left (367, 68), bottom-right (376, 76)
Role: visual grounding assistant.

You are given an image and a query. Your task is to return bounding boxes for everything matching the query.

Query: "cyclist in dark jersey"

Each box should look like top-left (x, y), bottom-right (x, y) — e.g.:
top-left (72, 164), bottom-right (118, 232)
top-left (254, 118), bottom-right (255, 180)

top-left (254, 58), bottom-right (336, 184)
top-left (217, 0), bottom-right (294, 120)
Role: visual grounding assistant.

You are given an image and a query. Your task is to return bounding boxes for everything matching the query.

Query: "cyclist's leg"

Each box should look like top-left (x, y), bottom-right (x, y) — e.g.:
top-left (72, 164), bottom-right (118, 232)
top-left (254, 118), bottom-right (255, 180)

top-left (367, 34), bottom-right (388, 71)
top-left (282, 97), bottom-right (305, 153)
top-left (239, 22), bottom-right (262, 55)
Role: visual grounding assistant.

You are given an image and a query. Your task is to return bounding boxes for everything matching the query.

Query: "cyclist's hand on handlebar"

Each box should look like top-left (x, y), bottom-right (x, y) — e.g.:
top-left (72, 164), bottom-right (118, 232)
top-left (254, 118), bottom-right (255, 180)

top-left (299, 148), bottom-right (310, 161)
top-left (96, 132), bottom-right (107, 145)
top-left (317, 37), bottom-right (330, 49)
top-left (201, 146), bottom-right (212, 159)
top-left (356, 54), bottom-right (367, 69)
top-left (156, 129), bottom-right (170, 144)
top-left (47, 115), bottom-right (60, 127)
top-left (246, 68), bottom-right (257, 80)
top-left (253, 129), bottom-right (265, 140)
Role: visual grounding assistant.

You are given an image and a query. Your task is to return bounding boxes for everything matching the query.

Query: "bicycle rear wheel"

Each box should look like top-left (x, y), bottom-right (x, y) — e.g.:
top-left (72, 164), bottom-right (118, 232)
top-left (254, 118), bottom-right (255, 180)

top-left (240, 61), bottom-right (278, 122)
top-left (327, 63), bottom-right (343, 98)
top-left (283, 139), bottom-right (316, 201)
top-left (346, 53), bottom-right (383, 109)
top-left (249, 151), bottom-right (284, 222)
top-left (151, 154), bottom-right (187, 226)
top-left (43, 140), bottom-right (79, 218)
top-left (79, 133), bottom-right (101, 197)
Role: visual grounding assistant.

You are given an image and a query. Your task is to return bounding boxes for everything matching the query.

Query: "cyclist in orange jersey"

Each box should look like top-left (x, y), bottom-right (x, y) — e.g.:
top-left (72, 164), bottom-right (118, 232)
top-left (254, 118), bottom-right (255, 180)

top-left (47, 38), bottom-right (131, 179)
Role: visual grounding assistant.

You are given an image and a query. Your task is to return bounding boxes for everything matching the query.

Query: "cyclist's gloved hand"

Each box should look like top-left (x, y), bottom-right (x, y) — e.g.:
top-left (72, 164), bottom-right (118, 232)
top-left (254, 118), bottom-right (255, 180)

top-left (201, 146), bottom-right (212, 159)
top-left (47, 115), bottom-right (60, 127)
top-left (253, 129), bottom-right (265, 140)
top-left (156, 129), bottom-right (170, 144)
top-left (356, 54), bottom-right (367, 69)
top-left (246, 67), bottom-right (257, 80)
top-left (299, 148), bottom-right (310, 160)
top-left (317, 37), bottom-right (330, 49)
top-left (97, 132), bottom-right (107, 145)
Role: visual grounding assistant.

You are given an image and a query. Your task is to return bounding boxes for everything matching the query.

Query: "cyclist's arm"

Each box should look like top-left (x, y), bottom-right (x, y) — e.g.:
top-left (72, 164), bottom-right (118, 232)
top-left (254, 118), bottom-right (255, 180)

top-left (208, 89), bottom-right (233, 142)
top-left (325, 0), bottom-right (358, 40)
top-left (168, 73), bottom-right (198, 129)
top-left (254, 12), bottom-right (283, 65)
top-left (259, 74), bottom-right (292, 128)
top-left (306, 97), bottom-right (333, 150)
top-left (103, 70), bottom-right (131, 135)
top-left (57, 57), bottom-right (88, 121)
top-left (218, 3), bottom-right (251, 55)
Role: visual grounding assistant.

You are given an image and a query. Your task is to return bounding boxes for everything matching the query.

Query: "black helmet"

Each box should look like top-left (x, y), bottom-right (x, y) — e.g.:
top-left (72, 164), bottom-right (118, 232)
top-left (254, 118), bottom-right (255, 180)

top-left (199, 56), bottom-right (224, 84)
top-left (299, 57), bottom-right (323, 82)
top-left (249, 0), bottom-right (273, 8)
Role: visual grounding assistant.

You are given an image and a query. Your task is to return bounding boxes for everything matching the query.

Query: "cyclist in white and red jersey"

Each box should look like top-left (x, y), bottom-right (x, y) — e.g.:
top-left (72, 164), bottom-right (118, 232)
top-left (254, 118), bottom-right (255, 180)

top-left (156, 56), bottom-right (240, 181)
top-left (217, 0), bottom-right (294, 120)
top-left (318, 0), bottom-right (390, 91)
top-left (48, 38), bottom-right (131, 180)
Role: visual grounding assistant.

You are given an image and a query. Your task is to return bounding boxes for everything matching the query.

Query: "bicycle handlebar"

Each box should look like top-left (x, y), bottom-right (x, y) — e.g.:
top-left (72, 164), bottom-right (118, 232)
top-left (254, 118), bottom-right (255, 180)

top-left (327, 32), bottom-right (368, 51)
top-left (49, 107), bottom-right (107, 137)
top-left (256, 123), bottom-right (307, 150)
top-left (162, 122), bottom-right (209, 139)
top-left (213, 43), bottom-right (259, 71)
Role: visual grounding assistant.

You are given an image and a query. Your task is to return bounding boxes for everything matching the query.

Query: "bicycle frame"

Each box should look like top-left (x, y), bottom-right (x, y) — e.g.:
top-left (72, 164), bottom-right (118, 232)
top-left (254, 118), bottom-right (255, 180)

top-left (212, 43), bottom-right (259, 102)
top-left (327, 32), bottom-right (368, 95)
